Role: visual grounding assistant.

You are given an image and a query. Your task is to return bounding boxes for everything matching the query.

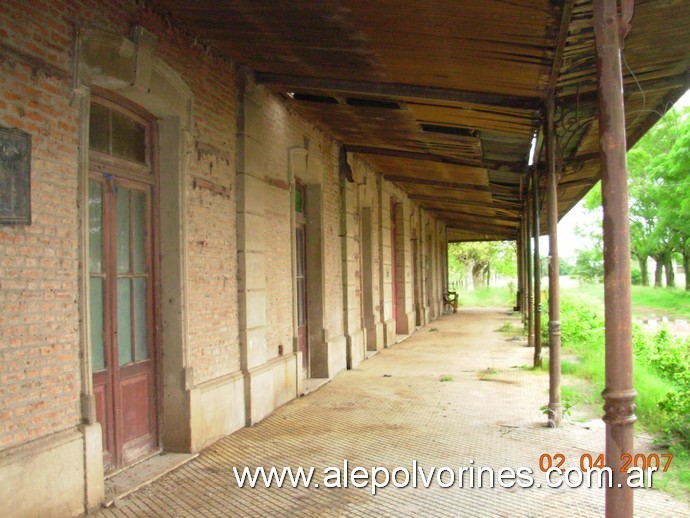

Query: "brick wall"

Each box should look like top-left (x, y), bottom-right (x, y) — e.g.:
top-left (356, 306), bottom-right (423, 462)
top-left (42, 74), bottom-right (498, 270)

top-left (0, 0), bottom-right (447, 455)
top-left (1, 1), bottom-right (83, 449)
top-left (135, 2), bottom-right (241, 384)
top-left (0, 0), bottom-right (241, 449)
top-left (261, 94), bottom-right (347, 355)
top-left (261, 95), bottom-right (296, 360)
top-left (318, 139), bottom-right (345, 337)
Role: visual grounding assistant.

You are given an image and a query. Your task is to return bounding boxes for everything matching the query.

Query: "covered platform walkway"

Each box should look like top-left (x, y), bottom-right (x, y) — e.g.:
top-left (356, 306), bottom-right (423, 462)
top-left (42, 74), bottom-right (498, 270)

top-left (98, 308), bottom-right (689, 517)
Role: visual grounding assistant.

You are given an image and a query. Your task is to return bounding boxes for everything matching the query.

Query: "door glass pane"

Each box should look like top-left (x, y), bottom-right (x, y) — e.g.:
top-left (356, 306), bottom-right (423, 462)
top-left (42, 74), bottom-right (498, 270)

top-left (90, 277), bottom-right (105, 371)
top-left (296, 228), bottom-right (304, 275)
top-left (88, 180), bottom-right (103, 273)
top-left (297, 279), bottom-right (305, 326)
top-left (132, 191), bottom-right (146, 273)
top-left (117, 188), bottom-right (131, 274)
top-left (133, 278), bottom-right (148, 361)
top-left (111, 110), bottom-right (146, 163)
top-left (89, 103), bottom-right (110, 154)
top-left (117, 278), bottom-right (133, 366)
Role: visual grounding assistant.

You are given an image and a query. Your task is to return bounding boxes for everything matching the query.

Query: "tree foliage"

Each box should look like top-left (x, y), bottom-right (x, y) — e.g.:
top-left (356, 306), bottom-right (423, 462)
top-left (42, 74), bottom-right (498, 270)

top-left (580, 106), bottom-right (690, 289)
top-left (448, 241), bottom-right (516, 289)
top-left (572, 218), bottom-right (604, 282)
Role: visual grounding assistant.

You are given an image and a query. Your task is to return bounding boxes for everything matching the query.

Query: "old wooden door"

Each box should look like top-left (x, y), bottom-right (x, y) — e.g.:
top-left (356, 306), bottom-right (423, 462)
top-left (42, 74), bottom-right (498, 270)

top-left (88, 100), bottom-right (158, 471)
top-left (295, 184), bottom-right (309, 371)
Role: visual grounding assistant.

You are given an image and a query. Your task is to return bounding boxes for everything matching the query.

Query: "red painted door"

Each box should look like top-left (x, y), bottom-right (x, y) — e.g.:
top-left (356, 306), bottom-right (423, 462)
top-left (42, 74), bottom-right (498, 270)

top-left (90, 176), bottom-right (158, 471)
top-left (295, 184), bottom-right (309, 371)
top-left (296, 224), bottom-right (308, 369)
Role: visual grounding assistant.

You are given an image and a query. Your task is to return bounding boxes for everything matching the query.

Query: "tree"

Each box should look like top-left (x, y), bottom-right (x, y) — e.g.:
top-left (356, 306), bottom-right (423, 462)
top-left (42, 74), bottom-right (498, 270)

top-left (626, 109), bottom-right (686, 287)
top-left (582, 107), bottom-right (690, 288)
top-left (448, 241), bottom-right (516, 289)
top-left (572, 219), bottom-right (604, 282)
top-left (651, 114), bottom-right (690, 289)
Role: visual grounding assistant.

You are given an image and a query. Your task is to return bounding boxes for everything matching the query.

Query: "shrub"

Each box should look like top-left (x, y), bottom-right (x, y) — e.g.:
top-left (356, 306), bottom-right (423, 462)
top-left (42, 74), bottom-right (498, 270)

top-left (559, 294), bottom-right (690, 450)
top-left (631, 268), bottom-right (642, 285)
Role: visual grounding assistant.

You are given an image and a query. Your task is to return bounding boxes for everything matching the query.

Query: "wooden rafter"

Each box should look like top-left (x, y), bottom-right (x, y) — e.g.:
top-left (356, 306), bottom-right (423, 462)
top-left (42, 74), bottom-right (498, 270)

top-left (427, 208), bottom-right (520, 224)
top-left (547, 0), bottom-right (577, 97)
top-left (255, 72), bottom-right (542, 111)
top-left (346, 145), bottom-right (522, 172)
top-left (407, 195), bottom-right (520, 210)
top-left (383, 175), bottom-right (518, 196)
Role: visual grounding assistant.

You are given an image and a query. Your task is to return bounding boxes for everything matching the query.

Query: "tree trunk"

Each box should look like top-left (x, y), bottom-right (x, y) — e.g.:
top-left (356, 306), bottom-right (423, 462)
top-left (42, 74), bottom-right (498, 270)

top-left (653, 255), bottom-right (664, 287)
top-left (684, 252), bottom-right (690, 291)
top-left (472, 263), bottom-right (484, 289)
top-left (638, 256), bottom-right (649, 286)
top-left (665, 255), bottom-right (675, 288)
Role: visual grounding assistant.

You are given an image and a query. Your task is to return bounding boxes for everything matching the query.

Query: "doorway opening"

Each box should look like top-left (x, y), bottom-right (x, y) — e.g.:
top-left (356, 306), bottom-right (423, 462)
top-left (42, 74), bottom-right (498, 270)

top-left (391, 199), bottom-right (399, 332)
top-left (361, 207), bottom-right (377, 350)
top-left (295, 183), bottom-right (309, 374)
top-left (88, 99), bottom-right (159, 471)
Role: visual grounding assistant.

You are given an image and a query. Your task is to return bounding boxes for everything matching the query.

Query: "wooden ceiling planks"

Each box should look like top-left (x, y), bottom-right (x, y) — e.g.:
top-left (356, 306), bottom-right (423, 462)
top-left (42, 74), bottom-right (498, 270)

top-left (364, 156), bottom-right (489, 186)
top-left (537, 0), bottom-right (690, 226)
top-left (156, 0), bottom-right (690, 241)
top-left (394, 183), bottom-right (493, 204)
top-left (292, 100), bottom-right (424, 150)
top-left (338, 0), bottom-right (555, 97)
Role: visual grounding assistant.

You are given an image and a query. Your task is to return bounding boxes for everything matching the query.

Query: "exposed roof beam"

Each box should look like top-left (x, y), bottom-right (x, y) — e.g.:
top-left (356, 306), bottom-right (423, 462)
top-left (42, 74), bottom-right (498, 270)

top-left (561, 152), bottom-right (600, 166)
top-left (557, 75), bottom-right (687, 105)
top-left (430, 211), bottom-right (518, 226)
top-left (427, 208), bottom-right (520, 224)
top-left (445, 221), bottom-right (517, 233)
top-left (537, 152), bottom-right (599, 169)
top-left (383, 175), bottom-right (518, 196)
top-left (255, 72), bottom-right (543, 111)
top-left (408, 194), bottom-right (520, 210)
top-left (561, 178), bottom-right (597, 189)
top-left (450, 234), bottom-right (515, 242)
top-left (346, 145), bottom-right (522, 172)
top-left (441, 222), bottom-right (518, 233)
top-left (547, 0), bottom-right (576, 97)
top-left (533, 1), bottom-right (574, 173)
top-left (626, 79), bottom-right (690, 147)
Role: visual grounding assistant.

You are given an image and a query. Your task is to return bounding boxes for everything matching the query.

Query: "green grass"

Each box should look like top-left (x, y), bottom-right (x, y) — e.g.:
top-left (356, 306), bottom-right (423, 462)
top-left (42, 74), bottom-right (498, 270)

top-left (455, 284), bottom-right (690, 497)
top-left (555, 292), bottom-right (690, 498)
top-left (556, 295), bottom-right (675, 429)
top-left (631, 285), bottom-right (690, 319)
top-left (495, 322), bottom-right (523, 335)
top-left (459, 286), bottom-right (514, 307)
top-left (564, 281), bottom-right (690, 319)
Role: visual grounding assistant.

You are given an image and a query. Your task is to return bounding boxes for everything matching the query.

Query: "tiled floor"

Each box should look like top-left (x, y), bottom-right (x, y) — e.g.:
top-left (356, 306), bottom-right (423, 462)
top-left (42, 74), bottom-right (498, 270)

top-left (97, 308), bottom-right (690, 517)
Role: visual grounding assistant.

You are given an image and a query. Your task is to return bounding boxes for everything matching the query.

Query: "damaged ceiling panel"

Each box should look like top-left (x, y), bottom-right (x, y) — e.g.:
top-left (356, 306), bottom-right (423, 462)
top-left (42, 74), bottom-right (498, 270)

top-left (156, 0), bottom-right (690, 242)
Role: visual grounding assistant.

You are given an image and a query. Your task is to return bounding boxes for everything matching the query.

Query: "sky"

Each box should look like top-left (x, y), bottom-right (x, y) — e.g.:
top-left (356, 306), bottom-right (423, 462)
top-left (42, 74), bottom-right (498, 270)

top-left (550, 88), bottom-right (690, 262)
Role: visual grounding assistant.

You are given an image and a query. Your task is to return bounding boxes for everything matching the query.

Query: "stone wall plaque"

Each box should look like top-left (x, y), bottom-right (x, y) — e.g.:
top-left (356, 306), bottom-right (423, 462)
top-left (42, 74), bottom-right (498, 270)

top-left (0, 126), bottom-right (31, 225)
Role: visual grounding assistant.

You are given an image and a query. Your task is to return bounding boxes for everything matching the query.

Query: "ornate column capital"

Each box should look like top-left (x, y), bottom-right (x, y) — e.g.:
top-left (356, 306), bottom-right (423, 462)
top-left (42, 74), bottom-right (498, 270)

top-left (601, 388), bottom-right (637, 426)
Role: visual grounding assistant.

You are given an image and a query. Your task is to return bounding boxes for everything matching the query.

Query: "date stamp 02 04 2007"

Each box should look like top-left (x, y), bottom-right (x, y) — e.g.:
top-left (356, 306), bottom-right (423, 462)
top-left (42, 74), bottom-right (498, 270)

top-left (538, 453), bottom-right (673, 473)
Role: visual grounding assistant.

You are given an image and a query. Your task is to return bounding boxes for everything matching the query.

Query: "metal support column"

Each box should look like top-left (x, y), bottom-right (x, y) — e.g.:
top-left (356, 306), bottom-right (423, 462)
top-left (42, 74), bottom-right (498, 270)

top-left (516, 228), bottom-right (523, 312)
top-left (522, 213), bottom-right (529, 324)
top-left (525, 195), bottom-right (534, 347)
top-left (594, 0), bottom-right (636, 515)
top-left (545, 99), bottom-right (562, 427)
top-left (532, 168), bottom-right (542, 367)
